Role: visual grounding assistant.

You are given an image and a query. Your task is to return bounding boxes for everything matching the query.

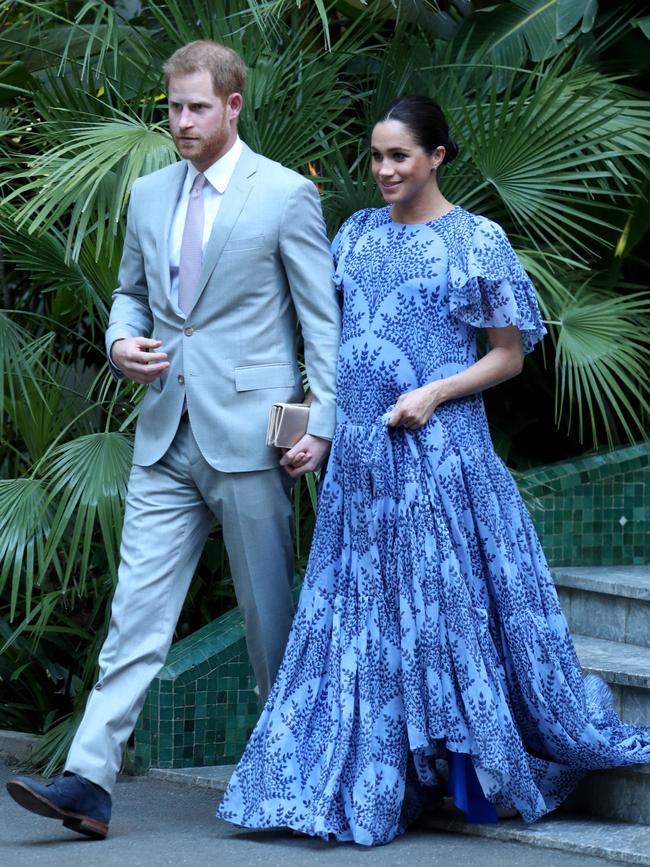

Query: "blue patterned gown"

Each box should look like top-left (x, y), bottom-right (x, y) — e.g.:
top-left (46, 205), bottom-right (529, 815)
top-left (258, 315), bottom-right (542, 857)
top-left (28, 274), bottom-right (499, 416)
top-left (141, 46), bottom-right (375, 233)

top-left (217, 206), bottom-right (650, 845)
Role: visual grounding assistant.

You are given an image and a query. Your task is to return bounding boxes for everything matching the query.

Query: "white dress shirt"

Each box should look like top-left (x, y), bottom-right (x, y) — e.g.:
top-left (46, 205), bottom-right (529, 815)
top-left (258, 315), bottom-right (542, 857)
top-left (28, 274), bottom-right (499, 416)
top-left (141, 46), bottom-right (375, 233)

top-left (168, 136), bottom-right (243, 309)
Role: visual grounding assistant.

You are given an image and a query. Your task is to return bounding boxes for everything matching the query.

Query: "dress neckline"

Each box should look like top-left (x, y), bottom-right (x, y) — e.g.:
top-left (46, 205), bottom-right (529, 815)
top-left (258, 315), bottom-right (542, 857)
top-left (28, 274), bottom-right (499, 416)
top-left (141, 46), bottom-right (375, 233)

top-left (384, 204), bottom-right (460, 227)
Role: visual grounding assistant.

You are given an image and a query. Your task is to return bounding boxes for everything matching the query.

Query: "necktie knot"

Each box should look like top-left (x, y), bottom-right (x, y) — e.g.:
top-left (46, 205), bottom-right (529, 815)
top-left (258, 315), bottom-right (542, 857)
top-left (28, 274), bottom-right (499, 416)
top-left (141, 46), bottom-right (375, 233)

top-left (190, 173), bottom-right (206, 198)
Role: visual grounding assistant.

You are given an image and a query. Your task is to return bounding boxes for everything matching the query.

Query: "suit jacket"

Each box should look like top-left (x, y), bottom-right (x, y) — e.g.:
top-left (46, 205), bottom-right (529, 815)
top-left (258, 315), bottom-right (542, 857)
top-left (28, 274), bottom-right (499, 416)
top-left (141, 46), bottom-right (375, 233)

top-left (105, 143), bottom-right (341, 472)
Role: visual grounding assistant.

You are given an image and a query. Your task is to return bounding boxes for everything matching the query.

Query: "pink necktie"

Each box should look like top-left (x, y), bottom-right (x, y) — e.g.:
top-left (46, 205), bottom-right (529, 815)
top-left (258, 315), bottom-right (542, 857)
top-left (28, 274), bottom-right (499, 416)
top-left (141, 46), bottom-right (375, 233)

top-left (178, 172), bottom-right (206, 315)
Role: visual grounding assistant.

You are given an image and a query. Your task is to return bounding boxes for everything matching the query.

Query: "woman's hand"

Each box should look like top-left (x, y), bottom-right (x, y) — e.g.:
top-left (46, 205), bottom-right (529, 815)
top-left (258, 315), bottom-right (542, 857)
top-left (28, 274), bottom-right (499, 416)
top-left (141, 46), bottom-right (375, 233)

top-left (389, 381), bottom-right (446, 429)
top-left (389, 326), bottom-right (524, 431)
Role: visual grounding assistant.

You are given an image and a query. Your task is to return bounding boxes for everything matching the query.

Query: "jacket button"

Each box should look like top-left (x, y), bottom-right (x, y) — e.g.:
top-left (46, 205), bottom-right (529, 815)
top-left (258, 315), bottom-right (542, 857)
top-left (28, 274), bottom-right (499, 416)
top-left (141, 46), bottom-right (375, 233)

top-left (177, 374), bottom-right (185, 385)
top-left (184, 327), bottom-right (193, 337)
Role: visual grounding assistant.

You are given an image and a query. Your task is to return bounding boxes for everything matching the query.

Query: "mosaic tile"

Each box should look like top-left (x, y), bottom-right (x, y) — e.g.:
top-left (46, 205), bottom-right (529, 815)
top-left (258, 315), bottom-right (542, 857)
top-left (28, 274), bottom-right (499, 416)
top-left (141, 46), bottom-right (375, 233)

top-left (520, 444), bottom-right (649, 567)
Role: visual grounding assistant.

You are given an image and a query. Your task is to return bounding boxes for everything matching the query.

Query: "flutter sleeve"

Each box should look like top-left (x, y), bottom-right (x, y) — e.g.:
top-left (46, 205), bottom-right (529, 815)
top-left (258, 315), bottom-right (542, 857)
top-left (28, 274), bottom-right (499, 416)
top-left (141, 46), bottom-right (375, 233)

top-left (448, 216), bottom-right (546, 354)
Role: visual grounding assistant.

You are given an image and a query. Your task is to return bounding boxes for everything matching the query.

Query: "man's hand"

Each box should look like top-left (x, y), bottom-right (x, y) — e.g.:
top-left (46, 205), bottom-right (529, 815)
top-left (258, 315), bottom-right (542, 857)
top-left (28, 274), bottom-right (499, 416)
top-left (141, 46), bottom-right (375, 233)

top-left (110, 337), bottom-right (170, 385)
top-left (279, 433), bottom-right (331, 478)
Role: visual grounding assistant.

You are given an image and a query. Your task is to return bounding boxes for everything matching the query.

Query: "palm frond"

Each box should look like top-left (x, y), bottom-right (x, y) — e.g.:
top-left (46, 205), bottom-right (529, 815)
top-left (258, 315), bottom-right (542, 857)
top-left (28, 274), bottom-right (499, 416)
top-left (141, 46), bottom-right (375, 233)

top-left (25, 707), bottom-right (81, 776)
top-left (39, 432), bottom-right (133, 591)
top-left (0, 0), bottom-right (150, 84)
top-left (239, 0), bottom-right (332, 49)
top-left (443, 61), bottom-right (650, 257)
top-left (0, 479), bottom-right (52, 620)
top-left (4, 115), bottom-right (176, 261)
top-left (238, 17), bottom-right (372, 169)
top-left (552, 290), bottom-right (650, 446)
top-left (319, 145), bottom-right (382, 235)
top-left (455, 0), bottom-right (597, 75)
top-left (59, 0), bottom-right (123, 81)
top-left (0, 314), bottom-right (55, 432)
top-left (0, 207), bottom-right (115, 329)
top-left (518, 247), bottom-right (590, 318)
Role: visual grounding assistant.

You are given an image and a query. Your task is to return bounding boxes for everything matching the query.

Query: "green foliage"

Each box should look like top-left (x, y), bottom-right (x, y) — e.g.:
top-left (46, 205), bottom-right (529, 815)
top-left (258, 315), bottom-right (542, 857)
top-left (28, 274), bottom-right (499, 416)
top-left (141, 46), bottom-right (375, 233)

top-left (0, 0), bottom-right (648, 770)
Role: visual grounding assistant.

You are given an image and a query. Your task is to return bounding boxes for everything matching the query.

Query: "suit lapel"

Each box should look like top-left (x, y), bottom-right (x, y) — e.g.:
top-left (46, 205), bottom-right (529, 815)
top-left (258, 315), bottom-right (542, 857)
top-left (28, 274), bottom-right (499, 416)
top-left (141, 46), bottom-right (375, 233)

top-left (187, 144), bottom-right (258, 314)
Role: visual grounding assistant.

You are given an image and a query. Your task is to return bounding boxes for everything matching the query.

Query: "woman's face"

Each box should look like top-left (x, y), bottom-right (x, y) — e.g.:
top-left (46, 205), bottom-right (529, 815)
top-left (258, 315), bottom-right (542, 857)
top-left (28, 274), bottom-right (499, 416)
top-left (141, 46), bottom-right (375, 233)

top-left (371, 119), bottom-right (444, 209)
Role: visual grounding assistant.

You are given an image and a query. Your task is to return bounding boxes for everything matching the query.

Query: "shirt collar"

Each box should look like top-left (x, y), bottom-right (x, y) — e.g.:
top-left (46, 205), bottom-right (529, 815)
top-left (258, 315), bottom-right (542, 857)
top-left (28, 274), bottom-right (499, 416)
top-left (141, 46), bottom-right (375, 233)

top-left (185, 136), bottom-right (243, 194)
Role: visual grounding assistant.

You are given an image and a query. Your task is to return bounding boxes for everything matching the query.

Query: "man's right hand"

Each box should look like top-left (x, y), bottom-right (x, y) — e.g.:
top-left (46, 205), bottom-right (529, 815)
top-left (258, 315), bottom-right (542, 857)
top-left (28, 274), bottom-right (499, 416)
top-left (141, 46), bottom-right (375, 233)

top-left (110, 337), bottom-right (170, 385)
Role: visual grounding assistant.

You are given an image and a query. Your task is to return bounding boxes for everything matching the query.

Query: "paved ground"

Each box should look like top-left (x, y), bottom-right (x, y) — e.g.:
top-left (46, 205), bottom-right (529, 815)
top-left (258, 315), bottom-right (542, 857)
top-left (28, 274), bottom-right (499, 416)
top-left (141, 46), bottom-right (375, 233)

top-left (0, 760), bottom-right (617, 867)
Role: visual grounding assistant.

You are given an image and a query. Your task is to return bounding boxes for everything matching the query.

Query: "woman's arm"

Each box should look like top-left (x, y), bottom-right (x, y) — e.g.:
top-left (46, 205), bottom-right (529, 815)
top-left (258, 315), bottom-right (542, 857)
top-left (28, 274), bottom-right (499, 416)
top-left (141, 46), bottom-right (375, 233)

top-left (389, 325), bottom-right (524, 429)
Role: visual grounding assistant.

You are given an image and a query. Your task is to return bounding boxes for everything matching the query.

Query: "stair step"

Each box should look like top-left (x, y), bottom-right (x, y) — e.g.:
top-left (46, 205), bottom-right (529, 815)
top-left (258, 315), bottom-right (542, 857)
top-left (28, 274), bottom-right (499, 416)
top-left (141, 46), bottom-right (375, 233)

top-left (574, 634), bottom-right (650, 693)
top-left (422, 812), bottom-right (650, 866)
top-left (573, 633), bottom-right (650, 729)
top-left (554, 567), bottom-right (650, 601)
top-left (565, 764), bottom-right (650, 826)
top-left (158, 765), bottom-right (650, 864)
top-left (150, 764), bottom-right (233, 791)
top-left (554, 567), bottom-right (650, 648)
top-left (565, 634), bottom-right (650, 825)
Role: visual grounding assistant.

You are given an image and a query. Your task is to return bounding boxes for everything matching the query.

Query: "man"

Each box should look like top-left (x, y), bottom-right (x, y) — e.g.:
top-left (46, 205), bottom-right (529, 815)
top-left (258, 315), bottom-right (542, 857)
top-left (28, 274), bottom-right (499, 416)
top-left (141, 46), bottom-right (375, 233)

top-left (6, 40), bottom-right (340, 839)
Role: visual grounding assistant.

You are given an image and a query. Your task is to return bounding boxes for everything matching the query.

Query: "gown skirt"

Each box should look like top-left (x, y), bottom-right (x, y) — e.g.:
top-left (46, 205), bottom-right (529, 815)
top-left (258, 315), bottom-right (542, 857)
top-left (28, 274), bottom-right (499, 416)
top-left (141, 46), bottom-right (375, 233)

top-left (217, 206), bottom-right (650, 845)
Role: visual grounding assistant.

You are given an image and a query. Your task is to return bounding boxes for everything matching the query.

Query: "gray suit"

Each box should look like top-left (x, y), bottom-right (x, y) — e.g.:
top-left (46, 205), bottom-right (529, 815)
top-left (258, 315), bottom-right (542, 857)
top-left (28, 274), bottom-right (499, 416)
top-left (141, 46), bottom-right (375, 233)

top-left (106, 143), bottom-right (339, 467)
top-left (64, 143), bottom-right (341, 793)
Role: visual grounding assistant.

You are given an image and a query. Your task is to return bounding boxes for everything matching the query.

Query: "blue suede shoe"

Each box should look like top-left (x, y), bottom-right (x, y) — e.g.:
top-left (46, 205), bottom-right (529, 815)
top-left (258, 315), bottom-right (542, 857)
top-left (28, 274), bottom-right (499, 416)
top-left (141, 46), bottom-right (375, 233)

top-left (6, 773), bottom-right (111, 839)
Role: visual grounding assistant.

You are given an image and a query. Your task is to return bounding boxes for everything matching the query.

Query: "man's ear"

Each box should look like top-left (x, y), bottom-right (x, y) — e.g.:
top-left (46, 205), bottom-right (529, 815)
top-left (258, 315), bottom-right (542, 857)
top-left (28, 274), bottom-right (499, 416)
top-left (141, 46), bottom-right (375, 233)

top-left (227, 93), bottom-right (243, 120)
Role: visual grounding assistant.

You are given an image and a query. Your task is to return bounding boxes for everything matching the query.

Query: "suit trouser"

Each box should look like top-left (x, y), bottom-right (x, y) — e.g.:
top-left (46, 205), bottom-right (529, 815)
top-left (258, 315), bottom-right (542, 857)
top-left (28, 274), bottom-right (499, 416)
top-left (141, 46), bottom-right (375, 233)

top-left (65, 415), bottom-right (295, 793)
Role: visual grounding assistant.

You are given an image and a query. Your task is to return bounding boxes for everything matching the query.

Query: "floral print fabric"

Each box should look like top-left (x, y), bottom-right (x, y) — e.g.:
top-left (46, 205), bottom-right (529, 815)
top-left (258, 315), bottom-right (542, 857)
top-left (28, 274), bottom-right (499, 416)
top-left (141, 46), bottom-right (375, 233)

top-left (217, 206), bottom-right (650, 845)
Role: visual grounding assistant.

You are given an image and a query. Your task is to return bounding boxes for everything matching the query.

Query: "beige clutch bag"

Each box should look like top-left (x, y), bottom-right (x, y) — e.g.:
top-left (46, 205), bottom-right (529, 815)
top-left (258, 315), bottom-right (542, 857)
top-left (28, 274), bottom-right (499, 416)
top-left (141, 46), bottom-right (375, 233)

top-left (266, 402), bottom-right (310, 449)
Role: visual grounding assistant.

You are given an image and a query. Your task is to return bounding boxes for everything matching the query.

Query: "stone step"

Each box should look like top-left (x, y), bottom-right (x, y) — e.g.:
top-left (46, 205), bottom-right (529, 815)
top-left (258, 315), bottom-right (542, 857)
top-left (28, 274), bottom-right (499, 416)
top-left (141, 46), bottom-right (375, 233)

top-left (153, 765), bottom-right (650, 865)
top-left (554, 566), bottom-right (650, 648)
top-left (574, 633), bottom-right (650, 727)
top-left (423, 812), bottom-right (650, 866)
top-left (568, 633), bottom-right (650, 826)
top-left (150, 764), bottom-right (233, 791)
top-left (564, 764), bottom-right (650, 827)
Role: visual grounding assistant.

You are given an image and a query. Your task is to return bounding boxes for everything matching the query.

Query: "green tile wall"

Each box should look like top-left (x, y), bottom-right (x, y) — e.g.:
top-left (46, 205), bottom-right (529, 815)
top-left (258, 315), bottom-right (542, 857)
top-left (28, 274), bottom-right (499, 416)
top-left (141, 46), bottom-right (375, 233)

top-left (517, 442), bottom-right (649, 567)
top-left (135, 443), bottom-right (649, 771)
top-left (134, 606), bottom-right (259, 772)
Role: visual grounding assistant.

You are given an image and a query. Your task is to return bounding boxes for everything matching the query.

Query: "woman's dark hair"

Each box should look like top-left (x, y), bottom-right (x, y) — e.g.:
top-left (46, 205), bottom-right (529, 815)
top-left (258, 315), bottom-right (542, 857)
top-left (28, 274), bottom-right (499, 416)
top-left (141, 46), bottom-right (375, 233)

top-left (376, 94), bottom-right (459, 165)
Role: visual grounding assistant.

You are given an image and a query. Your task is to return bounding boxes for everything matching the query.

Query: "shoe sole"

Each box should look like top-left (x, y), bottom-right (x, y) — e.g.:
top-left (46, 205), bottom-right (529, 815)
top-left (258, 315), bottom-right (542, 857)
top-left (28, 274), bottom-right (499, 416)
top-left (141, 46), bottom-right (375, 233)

top-left (5, 780), bottom-right (108, 839)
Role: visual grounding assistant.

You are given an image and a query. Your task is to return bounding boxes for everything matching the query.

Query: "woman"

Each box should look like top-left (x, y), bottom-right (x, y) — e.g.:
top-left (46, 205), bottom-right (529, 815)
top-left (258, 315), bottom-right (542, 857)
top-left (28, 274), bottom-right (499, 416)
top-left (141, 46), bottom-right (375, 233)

top-left (217, 95), bottom-right (650, 845)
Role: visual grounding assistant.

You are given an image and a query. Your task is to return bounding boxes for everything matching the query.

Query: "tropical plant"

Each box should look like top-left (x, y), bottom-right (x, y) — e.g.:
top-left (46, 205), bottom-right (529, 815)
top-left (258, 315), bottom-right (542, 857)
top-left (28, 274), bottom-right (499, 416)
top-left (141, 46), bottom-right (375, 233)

top-left (0, 0), bottom-right (648, 770)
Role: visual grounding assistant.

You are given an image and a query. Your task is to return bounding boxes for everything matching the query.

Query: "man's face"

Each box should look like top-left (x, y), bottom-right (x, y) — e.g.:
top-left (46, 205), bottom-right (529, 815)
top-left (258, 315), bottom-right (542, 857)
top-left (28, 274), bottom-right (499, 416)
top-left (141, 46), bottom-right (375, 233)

top-left (168, 70), bottom-right (241, 171)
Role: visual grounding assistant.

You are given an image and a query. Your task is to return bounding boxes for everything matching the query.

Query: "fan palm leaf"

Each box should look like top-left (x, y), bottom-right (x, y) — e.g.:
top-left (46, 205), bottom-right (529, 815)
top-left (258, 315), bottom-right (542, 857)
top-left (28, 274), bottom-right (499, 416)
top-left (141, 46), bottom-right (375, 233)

top-left (0, 314), bottom-right (54, 433)
top-left (8, 373), bottom-right (69, 467)
top-left (142, 0), bottom-right (251, 49)
top-left (4, 115), bottom-right (176, 262)
top-left (238, 37), bottom-right (356, 167)
top-left (552, 290), bottom-right (650, 446)
top-left (38, 432), bottom-right (133, 591)
top-left (22, 705), bottom-right (82, 777)
top-left (0, 208), bottom-right (116, 329)
top-left (0, 0), bottom-right (150, 84)
top-left (0, 478), bottom-right (52, 619)
top-left (443, 62), bottom-right (649, 256)
top-left (1, 8), bottom-right (373, 261)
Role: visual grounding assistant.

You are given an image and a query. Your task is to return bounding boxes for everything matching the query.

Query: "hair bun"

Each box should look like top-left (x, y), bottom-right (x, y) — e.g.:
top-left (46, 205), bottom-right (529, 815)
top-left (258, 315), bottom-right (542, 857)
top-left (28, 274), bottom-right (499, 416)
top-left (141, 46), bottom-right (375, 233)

top-left (443, 137), bottom-right (459, 165)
